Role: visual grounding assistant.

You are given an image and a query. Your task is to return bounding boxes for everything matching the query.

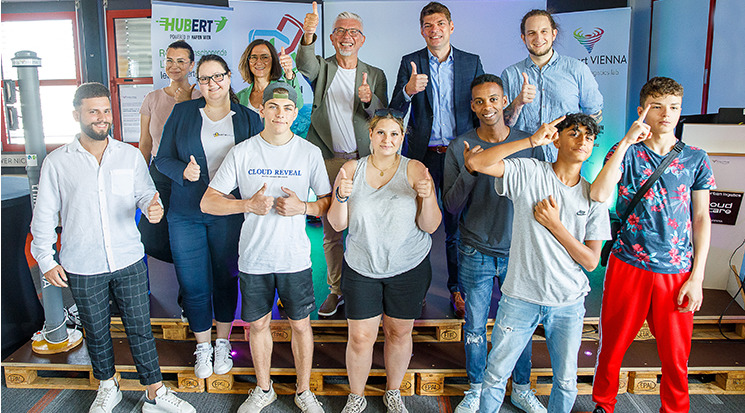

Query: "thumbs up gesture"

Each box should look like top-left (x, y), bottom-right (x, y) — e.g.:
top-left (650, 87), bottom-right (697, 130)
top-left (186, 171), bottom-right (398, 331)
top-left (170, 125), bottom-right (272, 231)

top-left (183, 155), bottom-right (201, 182)
top-left (303, 1), bottom-right (320, 44)
top-left (146, 192), bottom-right (164, 223)
top-left (534, 195), bottom-right (561, 231)
top-left (405, 61), bottom-right (428, 96)
top-left (516, 72), bottom-right (536, 106)
top-left (246, 183), bottom-right (274, 215)
top-left (175, 84), bottom-right (196, 103)
top-left (463, 140), bottom-right (484, 174)
top-left (358, 72), bottom-right (372, 103)
top-left (276, 186), bottom-right (305, 216)
top-left (336, 167), bottom-right (354, 199)
top-left (279, 46), bottom-right (295, 80)
top-left (415, 168), bottom-right (435, 199)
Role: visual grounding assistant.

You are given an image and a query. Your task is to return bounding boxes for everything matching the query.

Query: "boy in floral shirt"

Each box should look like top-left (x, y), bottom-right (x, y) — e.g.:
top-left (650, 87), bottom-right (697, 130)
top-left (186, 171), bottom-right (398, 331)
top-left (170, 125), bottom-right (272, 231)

top-left (589, 77), bottom-right (716, 413)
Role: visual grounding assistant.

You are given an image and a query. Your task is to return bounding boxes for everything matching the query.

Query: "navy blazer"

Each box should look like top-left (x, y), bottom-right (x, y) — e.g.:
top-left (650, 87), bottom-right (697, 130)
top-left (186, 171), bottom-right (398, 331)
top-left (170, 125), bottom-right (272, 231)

top-left (390, 47), bottom-right (484, 161)
top-left (155, 97), bottom-right (262, 218)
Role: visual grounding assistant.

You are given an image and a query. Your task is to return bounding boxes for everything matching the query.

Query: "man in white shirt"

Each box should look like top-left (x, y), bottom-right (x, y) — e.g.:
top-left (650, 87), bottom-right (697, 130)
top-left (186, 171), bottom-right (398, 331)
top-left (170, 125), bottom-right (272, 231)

top-left (30, 83), bottom-right (194, 413)
top-left (297, 2), bottom-right (387, 316)
top-left (201, 83), bottom-right (331, 413)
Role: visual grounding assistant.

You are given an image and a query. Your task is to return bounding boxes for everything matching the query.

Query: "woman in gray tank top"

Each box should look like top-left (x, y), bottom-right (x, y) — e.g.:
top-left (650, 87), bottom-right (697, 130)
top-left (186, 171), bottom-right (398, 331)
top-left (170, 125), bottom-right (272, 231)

top-left (327, 110), bottom-right (442, 413)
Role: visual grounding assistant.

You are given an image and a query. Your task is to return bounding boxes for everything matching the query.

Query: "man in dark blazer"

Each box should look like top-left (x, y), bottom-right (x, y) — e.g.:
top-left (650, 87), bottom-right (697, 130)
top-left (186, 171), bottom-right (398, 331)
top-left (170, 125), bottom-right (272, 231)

top-left (297, 2), bottom-right (387, 317)
top-left (390, 1), bottom-right (483, 318)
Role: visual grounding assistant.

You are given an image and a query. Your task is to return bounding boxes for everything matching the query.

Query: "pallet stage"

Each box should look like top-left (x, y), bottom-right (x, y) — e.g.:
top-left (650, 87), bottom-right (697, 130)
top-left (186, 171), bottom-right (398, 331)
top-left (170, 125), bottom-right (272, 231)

top-left (5, 337), bottom-right (745, 396)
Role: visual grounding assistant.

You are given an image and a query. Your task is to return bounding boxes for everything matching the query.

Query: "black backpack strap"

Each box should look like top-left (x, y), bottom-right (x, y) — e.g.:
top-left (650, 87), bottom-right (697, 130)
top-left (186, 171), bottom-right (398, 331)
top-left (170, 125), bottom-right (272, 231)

top-left (619, 140), bottom-right (685, 222)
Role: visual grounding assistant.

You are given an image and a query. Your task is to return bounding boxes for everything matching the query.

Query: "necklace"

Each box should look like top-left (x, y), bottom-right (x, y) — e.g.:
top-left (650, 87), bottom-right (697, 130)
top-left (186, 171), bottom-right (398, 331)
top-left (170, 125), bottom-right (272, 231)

top-left (369, 154), bottom-right (399, 177)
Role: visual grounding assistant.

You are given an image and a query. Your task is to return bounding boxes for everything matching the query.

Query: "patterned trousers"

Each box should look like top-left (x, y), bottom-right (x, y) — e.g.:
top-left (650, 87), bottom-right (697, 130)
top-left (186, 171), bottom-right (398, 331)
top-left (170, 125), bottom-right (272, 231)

top-left (68, 259), bottom-right (162, 385)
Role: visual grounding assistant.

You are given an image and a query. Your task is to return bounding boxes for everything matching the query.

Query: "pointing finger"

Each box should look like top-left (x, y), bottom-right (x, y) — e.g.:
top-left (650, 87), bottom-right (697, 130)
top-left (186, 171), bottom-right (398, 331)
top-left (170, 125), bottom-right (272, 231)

top-left (189, 155), bottom-right (197, 164)
top-left (410, 61), bottom-right (418, 76)
top-left (361, 72), bottom-right (368, 85)
top-left (464, 141), bottom-right (470, 151)
top-left (281, 186), bottom-right (296, 196)
top-left (280, 46), bottom-right (286, 55)
top-left (340, 168), bottom-right (348, 179)
top-left (548, 115), bottom-right (566, 127)
top-left (638, 104), bottom-right (651, 123)
top-left (312, 1), bottom-right (318, 15)
top-left (257, 183), bottom-right (267, 194)
top-left (150, 192), bottom-right (160, 205)
top-left (522, 72), bottom-right (530, 85)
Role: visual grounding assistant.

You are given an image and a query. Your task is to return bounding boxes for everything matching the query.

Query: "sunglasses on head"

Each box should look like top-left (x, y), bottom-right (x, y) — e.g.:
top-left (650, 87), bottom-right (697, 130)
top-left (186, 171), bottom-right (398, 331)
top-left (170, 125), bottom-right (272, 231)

top-left (374, 108), bottom-right (405, 119)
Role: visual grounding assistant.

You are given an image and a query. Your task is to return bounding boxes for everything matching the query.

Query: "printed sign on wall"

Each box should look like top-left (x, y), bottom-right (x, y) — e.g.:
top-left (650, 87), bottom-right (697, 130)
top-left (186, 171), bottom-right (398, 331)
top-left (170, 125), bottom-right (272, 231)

top-left (710, 190), bottom-right (743, 225)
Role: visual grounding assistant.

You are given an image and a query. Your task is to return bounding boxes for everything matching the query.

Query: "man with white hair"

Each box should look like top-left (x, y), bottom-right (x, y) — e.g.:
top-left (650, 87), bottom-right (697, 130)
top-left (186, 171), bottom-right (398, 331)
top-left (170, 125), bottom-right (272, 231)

top-left (297, 2), bottom-right (388, 317)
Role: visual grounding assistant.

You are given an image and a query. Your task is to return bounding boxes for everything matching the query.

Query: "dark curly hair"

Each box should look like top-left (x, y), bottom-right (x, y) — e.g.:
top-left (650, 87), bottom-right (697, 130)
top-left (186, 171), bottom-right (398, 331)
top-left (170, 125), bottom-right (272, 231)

top-left (556, 113), bottom-right (599, 138)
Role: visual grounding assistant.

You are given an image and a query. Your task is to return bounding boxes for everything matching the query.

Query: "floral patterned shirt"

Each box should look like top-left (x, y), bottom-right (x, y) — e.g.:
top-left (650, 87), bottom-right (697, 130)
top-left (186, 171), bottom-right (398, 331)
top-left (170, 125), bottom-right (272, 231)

top-left (608, 142), bottom-right (716, 273)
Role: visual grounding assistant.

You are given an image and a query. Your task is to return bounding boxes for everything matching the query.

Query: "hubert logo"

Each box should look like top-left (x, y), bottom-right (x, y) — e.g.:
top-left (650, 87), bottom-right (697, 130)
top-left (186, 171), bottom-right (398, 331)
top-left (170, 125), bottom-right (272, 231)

top-left (573, 27), bottom-right (604, 54)
top-left (157, 16), bottom-right (228, 33)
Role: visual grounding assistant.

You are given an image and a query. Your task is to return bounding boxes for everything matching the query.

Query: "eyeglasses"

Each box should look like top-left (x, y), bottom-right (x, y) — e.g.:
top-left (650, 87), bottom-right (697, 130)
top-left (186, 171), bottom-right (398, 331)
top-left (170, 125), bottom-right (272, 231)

top-left (374, 108), bottom-right (405, 119)
top-left (248, 54), bottom-right (272, 64)
top-left (165, 58), bottom-right (190, 66)
top-left (332, 27), bottom-right (363, 37)
top-left (197, 72), bottom-right (228, 85)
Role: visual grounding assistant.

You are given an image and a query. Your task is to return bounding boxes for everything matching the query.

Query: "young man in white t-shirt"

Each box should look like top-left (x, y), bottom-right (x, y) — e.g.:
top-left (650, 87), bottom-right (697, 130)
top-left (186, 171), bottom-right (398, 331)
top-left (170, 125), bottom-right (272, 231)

top-left (201, 83), bottom-right (331, 413)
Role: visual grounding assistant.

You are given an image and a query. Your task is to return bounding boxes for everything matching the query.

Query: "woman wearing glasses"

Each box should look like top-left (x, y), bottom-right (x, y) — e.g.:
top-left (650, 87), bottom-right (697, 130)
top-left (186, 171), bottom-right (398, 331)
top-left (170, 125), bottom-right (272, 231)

top-left (327, 110), bottom-right (441, 413)
top-left (138, 40), bottom-right (201, 263)
top-left (236, 39), bottom-right (303, 121)
top-left (156, 55), bottom-right (262, 380)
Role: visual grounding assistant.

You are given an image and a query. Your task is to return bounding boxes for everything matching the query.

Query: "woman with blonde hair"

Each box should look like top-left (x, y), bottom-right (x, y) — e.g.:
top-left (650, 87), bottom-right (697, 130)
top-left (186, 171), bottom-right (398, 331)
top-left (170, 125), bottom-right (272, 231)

top-left (327, 109), bottom-right (441, 413)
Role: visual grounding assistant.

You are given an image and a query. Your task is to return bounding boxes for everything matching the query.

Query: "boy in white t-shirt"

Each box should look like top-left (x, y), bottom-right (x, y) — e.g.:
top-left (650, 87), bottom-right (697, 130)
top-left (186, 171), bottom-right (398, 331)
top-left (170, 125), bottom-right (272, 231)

top-left (201, 83), bottom-right (331, 413)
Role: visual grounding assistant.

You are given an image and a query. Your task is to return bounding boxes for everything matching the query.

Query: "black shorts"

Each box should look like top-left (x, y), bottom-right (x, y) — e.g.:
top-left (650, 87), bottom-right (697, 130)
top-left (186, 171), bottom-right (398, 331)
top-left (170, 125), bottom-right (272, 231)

top-left (238, 268), bottom-right (316, 322)
top-left (341, 256), bottom-right (432, 320)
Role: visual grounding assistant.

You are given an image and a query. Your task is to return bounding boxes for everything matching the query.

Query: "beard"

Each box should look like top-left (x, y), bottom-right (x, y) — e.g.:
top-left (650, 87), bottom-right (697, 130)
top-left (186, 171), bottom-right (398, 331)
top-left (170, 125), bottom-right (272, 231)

top-left (527, 42), bottom-right (553, 58)
top-left (81, 122), bottom-right (111, 141)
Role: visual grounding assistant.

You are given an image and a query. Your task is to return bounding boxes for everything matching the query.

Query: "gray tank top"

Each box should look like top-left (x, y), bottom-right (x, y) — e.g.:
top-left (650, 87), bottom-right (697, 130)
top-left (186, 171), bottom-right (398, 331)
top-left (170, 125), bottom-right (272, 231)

top-left (344, 156), bottom-right (432, 278)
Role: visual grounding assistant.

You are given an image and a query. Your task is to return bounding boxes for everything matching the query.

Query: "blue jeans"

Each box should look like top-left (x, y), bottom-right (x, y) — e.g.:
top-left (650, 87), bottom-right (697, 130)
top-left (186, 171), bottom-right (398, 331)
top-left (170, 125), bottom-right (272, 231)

top-left (169, 213), bottom-right (241, 333)
top-left (458, 244), bottom-right (532, 386)
top-left (481, 295), bottom-right (585, 413)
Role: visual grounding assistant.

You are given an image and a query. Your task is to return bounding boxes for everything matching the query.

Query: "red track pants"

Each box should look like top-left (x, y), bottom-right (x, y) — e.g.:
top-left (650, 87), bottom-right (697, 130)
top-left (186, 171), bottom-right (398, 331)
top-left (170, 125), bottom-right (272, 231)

top-left (592, 254), bottom-right (694, 413)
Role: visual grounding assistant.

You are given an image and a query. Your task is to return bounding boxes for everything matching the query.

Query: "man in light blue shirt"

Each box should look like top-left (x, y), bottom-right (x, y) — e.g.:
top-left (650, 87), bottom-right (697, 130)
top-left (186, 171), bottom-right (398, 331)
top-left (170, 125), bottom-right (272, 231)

top-left (502, 9), bottom-right (603, 161)
top-left (390, 2), bottom-right (484, 317)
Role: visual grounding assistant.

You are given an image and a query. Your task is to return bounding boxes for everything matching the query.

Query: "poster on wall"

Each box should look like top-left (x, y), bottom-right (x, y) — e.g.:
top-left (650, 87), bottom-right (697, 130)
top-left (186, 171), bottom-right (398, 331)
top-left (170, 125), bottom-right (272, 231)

top-left (230, 0), bottom-right (321, 137)
top-left (710, 191), bottom-right (743, 225)
top-left (151, 1), bottom-right (233, 90)
top-left (119, 84), bottom-right (153, 143)
top-left (554, 8), bottom-right (631, 183)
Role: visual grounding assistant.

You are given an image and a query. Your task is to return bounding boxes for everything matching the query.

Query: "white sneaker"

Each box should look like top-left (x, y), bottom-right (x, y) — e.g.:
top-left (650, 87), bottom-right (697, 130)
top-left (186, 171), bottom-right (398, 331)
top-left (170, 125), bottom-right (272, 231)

top-left (511, 387), bottom-right (547, 413)
top-left (237, 383), bottom-right (277, 413)
top-left (340, 393), bottom-right (367, 413)
top-left (142, 385), bottom-right (196, 413)
top-left (383, 389), bottom-right (408, 413)
top-left (294, 389), bottom-right (324, 413)
top-left (193, 342), bottom-right (213, 379)
top-left (89, 378), bottom-right (122, 413)
top-left (454, 384), bottom-right (480, 413)
top-left (213, 339), bottom-right (233, 375)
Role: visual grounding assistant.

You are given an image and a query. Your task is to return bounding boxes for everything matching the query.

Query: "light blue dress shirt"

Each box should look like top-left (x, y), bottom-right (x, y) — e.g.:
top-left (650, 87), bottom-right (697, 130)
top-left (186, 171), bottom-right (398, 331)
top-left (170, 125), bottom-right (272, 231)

top-left (501, 50), bottom-right (603, 159)
top-left (428, 49), bottom-right (456, 147)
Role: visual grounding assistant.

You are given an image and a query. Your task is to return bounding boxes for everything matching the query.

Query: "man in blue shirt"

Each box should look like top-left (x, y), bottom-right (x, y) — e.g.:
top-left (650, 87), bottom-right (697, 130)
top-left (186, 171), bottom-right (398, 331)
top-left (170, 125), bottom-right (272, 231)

top-left (502, 9), bottom-right (603, 161)
top-left (391, 1), bottom-right (484, 316)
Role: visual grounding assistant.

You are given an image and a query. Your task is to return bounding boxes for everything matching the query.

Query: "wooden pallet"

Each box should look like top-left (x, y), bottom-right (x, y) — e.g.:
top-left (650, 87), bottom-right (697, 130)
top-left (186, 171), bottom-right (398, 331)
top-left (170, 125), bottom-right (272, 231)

top-left (406, 341), bottom-right (745, 396)
top-left (109, 317), bottom-right (464, 343)
top-left (2, 340), bottom-right (203, 393)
